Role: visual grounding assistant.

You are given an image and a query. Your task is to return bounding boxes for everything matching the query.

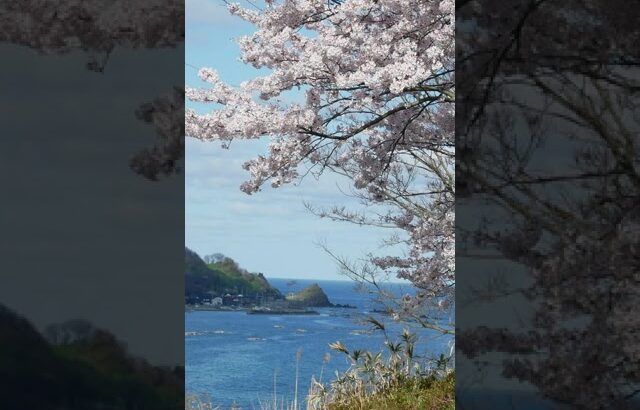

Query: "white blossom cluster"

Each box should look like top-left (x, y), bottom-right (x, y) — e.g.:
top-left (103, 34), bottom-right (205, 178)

top-left (186, 0), bottom-right (455, 317)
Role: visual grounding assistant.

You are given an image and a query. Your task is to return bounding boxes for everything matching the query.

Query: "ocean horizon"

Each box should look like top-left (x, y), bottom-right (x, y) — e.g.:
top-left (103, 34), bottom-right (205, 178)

top-left (186, 278), bottom-right (452, 409)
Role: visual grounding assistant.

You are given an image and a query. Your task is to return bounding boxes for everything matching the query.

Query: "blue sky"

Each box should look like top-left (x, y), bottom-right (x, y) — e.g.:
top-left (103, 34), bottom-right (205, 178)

top-left (185, 0), bottom-right (400, 280)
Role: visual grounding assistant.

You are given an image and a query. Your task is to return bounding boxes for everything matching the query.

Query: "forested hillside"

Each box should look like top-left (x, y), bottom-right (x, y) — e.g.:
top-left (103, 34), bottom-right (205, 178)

top-left (185, 248), bottom-right (282, 301)
top-left (0, 305), bottom-right (183, 410)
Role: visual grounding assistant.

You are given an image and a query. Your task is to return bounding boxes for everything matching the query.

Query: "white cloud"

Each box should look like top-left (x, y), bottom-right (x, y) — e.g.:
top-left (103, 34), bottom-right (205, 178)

top-left (184, 14), bottom-right (402, 280)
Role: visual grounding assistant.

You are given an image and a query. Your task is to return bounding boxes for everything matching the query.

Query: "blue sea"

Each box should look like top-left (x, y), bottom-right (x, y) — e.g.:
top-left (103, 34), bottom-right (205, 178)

top-left (186, 278), bottom-right (452, 409)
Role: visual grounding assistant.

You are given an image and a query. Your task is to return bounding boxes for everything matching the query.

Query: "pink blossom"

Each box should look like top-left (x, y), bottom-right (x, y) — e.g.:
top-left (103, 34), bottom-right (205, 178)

top-left (187, 0), bottom-right (454, 319)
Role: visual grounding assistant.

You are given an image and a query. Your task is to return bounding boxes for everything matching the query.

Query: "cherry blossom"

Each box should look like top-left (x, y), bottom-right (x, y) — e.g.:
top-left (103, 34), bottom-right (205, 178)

top-left (186, 0), bottom-right (455, 323)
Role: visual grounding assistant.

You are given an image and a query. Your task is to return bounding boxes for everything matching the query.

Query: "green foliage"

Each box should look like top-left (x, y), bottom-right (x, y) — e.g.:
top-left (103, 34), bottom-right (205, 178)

top-left (286, 284), bottom-right (332, 307)
top-left (0, 305), bottom-right (183, 410)
top-left (185, 248), bottom-right (282, 299)
top-left (208, 260), bottom-right (268, 294)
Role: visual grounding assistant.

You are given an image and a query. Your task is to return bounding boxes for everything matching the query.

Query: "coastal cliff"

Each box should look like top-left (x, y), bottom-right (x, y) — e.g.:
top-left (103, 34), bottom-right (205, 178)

top-left (185, 248), bottom-right (283, 304)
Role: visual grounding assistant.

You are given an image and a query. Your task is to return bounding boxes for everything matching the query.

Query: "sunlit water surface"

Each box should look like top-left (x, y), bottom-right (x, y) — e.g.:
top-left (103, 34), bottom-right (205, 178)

top-left (186, 278), bottom-right (451, 409)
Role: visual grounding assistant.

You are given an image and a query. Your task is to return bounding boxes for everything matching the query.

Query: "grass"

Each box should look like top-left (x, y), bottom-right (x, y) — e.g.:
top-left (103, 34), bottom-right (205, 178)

top-left (324, 372), bottom-right (454, 410)
top-left (305, 325), bottom-right (454, 410)
top-left (187, 326), bottom-right (455, 410)
top-left (187, 365), bottom-right (454, 410)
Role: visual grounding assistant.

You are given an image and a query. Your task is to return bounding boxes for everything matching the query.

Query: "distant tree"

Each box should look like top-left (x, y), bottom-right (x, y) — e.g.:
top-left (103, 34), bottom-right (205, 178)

top-left (45, 319), bottom-right (97, 345)
top-left (203, 253), bottom-right (226, 264)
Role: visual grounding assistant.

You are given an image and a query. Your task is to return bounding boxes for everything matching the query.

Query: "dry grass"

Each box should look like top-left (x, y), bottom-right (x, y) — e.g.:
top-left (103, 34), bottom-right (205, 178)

top-left (324, 372), bottom-right (454, 410)
top-left (307, 326), bottom-right (454, 410)
top-left (187, 327), bottom-right (454, 410)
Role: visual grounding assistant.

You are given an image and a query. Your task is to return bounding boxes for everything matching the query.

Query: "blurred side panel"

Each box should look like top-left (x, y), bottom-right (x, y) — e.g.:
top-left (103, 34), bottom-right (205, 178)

top-left (0, 1), bottom-right (185, 408)
top-left (456, 1), bottom-right (640, 409)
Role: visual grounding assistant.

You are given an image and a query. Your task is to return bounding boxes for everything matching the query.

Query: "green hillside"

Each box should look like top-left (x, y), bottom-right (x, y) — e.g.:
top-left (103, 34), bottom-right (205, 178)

top-left (185, 248), bottom-right (282, 300)
top-left (0, 305), bottom-right (183, 410)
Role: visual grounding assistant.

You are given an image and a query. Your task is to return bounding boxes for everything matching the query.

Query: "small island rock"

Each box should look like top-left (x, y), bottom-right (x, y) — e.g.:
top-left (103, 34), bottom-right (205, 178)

top-left (286, 283), bottom-right (332, 307)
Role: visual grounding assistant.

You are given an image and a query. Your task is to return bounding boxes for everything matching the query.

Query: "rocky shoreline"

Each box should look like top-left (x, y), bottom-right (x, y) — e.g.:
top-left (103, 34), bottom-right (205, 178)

top-left (186, 282), bottom-right (359, 315)
top-left (247, 308), bottom-right (319, 315)
top-left (186, 304), bottom-right (355, 315)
